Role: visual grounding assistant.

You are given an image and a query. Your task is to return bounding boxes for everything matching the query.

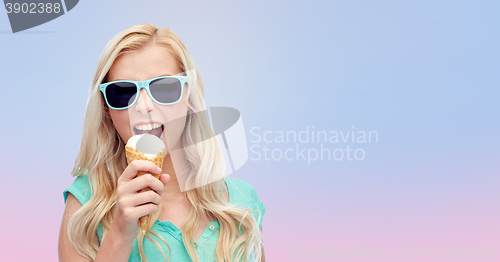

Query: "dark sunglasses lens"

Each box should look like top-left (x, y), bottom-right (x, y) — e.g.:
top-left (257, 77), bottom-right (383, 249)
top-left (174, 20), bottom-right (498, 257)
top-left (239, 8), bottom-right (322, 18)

top-left (150, 78), bottom-right (182, 104)
top-left (105, 82), bottom-right (137, 108)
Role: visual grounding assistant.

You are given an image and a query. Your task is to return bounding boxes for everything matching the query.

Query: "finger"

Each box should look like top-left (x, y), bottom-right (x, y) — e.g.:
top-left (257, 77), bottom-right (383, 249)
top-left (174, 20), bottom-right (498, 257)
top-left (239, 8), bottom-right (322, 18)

top-left (128, 190), bottom-right (161, 207)
top-left (133, 203), bottom-right (159, 218)
top-left (159, 174), bottom-right (170, 186)
top-left (120, 160), bottom-right (162, 183)
top-left (127, 173), bottom-right (165, 195)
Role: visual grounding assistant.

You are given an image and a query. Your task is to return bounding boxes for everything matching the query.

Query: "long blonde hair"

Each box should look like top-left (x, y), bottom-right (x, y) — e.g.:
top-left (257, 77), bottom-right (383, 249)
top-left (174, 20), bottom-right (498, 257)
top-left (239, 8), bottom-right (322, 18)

top-left (67, 23), bottom-right (263, 262)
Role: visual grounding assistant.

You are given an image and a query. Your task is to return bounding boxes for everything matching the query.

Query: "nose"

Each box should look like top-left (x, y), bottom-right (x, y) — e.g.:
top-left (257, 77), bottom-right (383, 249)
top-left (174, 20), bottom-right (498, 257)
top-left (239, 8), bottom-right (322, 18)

top-left (135, 88), bottom-right (155, 113)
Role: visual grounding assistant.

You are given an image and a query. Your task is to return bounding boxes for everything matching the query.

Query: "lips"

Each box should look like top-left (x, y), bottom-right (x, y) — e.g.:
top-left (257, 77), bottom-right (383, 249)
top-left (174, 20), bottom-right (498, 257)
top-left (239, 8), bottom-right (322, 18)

top-left (133, 122), bottom-right (164, 139)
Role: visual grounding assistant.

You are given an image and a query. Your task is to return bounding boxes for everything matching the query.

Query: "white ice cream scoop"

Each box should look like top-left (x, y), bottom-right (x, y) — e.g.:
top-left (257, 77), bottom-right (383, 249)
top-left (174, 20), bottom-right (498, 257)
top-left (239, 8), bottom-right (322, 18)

top-left (126, 134), bottom-right (166, 159)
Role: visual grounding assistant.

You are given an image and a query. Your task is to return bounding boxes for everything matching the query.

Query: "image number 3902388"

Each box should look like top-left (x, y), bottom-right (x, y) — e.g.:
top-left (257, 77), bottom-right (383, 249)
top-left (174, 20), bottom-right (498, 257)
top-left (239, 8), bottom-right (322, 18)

top-left (5, 0), bottom-right (79, 33)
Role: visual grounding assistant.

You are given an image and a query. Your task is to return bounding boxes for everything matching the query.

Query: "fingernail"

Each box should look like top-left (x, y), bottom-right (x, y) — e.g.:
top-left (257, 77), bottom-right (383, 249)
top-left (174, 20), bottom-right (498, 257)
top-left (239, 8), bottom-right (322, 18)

top-left (157, 167), bottom-right (162, 173)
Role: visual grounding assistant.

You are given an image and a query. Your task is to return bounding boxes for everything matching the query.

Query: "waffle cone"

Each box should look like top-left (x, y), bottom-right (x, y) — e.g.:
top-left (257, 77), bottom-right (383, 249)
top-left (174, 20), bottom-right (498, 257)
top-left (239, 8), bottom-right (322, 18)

top-left (125, 145), bottom-right (166, 233)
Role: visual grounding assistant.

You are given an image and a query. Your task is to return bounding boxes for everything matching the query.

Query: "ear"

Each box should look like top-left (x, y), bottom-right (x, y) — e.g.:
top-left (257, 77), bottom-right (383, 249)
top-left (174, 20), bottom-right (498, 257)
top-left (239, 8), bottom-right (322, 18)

top-left (105, 107), bottom-right (113, 122)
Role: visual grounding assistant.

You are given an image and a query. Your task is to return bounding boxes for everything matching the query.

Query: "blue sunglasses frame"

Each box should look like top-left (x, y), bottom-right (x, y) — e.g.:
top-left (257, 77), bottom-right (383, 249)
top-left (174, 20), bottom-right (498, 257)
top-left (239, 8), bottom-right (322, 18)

top-left (99, 75), bottom-right (188, 110)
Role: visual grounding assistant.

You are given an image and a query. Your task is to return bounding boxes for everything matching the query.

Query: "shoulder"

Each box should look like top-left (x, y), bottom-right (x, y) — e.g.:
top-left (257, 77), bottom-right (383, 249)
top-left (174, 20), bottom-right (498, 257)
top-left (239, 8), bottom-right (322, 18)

top-left (225, 176), bottom-right (257, 198)
top-left (224, 176), bottom-right (266, 228)
top-left (63, 173), bottom-right (91, 206)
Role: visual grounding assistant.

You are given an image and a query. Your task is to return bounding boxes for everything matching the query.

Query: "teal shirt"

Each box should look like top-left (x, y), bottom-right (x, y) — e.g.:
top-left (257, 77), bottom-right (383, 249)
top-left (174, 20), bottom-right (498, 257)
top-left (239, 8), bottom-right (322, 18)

top-left (63, 174), bottom-right (266, 262)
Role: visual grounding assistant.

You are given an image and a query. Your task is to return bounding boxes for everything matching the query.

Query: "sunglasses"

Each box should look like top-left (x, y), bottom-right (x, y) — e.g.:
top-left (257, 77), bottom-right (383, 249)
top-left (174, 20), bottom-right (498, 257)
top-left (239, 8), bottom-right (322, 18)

top-left (99, 75), bottom-right (188, 110)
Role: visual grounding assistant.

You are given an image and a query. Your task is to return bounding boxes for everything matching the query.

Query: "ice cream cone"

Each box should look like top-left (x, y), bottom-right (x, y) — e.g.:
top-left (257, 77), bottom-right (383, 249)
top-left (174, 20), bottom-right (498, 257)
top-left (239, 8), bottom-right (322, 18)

top-left (125, 144), bottom-right (166, 233)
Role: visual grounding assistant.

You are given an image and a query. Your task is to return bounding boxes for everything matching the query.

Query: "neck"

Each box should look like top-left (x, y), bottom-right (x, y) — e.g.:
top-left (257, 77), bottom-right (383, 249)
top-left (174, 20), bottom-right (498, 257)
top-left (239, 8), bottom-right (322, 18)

top-left (161, 148), bottom-right (189, 198)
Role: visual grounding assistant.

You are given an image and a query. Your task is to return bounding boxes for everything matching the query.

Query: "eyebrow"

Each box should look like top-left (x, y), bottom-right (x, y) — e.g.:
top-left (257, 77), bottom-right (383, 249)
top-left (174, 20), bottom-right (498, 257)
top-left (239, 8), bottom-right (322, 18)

top-left (111, 74), bottom-right (176, 82)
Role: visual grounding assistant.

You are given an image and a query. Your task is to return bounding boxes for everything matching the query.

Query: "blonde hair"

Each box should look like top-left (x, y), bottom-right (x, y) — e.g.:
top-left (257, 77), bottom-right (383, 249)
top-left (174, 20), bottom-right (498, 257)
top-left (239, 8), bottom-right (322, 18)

top-left (67, 23), bottom-right (263, 262)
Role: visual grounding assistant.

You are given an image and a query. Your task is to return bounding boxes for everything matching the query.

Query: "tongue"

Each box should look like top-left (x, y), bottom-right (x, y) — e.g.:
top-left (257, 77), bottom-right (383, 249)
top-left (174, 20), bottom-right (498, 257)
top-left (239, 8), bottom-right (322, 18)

top-left (136, 126), bottom-right (162, 138)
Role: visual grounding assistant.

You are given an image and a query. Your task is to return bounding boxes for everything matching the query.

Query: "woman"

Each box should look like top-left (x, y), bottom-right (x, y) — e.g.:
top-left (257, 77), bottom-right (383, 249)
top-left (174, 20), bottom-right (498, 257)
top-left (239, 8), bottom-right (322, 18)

top-left (58, 23), bottom-right (266, 262)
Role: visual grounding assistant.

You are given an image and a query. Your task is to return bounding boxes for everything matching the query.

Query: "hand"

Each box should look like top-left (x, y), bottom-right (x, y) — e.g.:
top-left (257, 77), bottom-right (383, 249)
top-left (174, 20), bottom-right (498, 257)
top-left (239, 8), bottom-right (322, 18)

top-left (111, 160), bottom-right (170, 240)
